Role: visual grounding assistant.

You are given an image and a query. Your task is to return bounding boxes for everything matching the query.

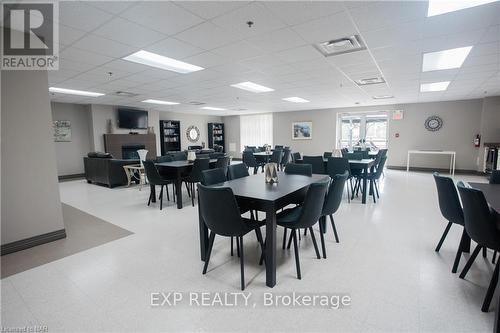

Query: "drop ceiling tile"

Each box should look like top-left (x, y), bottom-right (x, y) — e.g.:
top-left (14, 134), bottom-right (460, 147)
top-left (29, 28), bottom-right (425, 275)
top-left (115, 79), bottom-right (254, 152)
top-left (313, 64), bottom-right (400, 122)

top-left (174, 21), bottom-right (241, 50)
top-left (275, 45), bottom-right (323, 64)
top-left (59, 25), bottom-right (87, 45)
top-left (60, 47), bottom-right (114, 66)
top-left (361, 20), bottom-right (423, 49)
top-left (326, 50), bottom-right (374, 68)
top-left (238, 55), bottom-right (286, 71)
top-left (119, 1), bottom-right (203, 35)
top-left (145, 38), bottom-right (205, 59)
top-left (86, 1), bottom-right (138, 15)
top-left (480, 25), bottom-right (500, 43)
top-left (263, 1), bottom-right (344, 26)
top-left (183, 51), bottom-right (228, 69)
top-left (93, 17), bottom-right (167, 48)
top-left (246, 28), bottom-right (307, 53)
top-left (462, 53), bottom-right (499, 67)
top-left (291, 11), bottom-right (357, 44)
top-left (420, 29), bottom-right (486, 53)
top-left (71, 34), bottom-right (136, 58)
top-left (212, 40), bottom-right (264, 62)
top-left (104, 59), bottom-right (149, 74)
top-left (54, 78), bottom-right (100, 90)
top-left (212, 2), bottom-right (287, 38)
top-left (174, 1), bottom-right (249, 20)
top-left (59, 2), bottom-right (113, 31)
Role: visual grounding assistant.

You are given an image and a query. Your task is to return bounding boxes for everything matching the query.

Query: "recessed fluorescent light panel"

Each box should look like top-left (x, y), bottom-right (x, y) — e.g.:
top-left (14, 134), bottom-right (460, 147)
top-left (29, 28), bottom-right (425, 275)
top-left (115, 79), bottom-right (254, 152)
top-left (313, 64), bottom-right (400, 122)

top-left (355, 77), bottom-right (386, 86)
top-left (422, 46), bottom-right (473, 72)
top-left (201, 106), bottom-right (226, 111)
top-left (372, 95), bottom-right (394, 99)
top-left (49, 87), bottom-right (104, 97)
top-left (123, 50), bottom-right (204, 74)
top-left (420, 81), bottom-right (450, 92)
top-left (230, 81), bottom-right (274, 93)
top-left (282, 97), bottom-right (310, 103)
top-left (142, 99), bottom-right (179, 105)
top-left (427, 0), bottom-right (497, 16)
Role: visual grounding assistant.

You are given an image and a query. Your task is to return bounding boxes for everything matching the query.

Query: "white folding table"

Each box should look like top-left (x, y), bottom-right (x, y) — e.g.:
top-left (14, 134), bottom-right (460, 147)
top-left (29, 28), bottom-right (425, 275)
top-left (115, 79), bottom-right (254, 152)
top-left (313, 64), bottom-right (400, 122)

top-left (406, 150), bottom-right (456, 176)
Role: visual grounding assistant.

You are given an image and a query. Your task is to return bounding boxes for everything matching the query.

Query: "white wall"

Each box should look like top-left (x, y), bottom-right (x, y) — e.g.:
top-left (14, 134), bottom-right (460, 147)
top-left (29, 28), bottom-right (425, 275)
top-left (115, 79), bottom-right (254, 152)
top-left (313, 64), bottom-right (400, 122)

top-left (51, 102), bottom-right (92, 176)
top-left (223, 115), bottom-right (241, 158)
top-left (158, 111), bottom-right (222, 151)
top-left (1, 69), bottom-right (65, 245)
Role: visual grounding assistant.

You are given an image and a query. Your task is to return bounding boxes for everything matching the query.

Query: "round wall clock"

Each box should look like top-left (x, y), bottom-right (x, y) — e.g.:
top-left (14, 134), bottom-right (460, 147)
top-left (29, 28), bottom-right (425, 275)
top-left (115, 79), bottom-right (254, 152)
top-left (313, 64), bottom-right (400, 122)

top-left (186, 125), bottom-right (200, 142)
top-left (424, 116), bottom-right (443, 132)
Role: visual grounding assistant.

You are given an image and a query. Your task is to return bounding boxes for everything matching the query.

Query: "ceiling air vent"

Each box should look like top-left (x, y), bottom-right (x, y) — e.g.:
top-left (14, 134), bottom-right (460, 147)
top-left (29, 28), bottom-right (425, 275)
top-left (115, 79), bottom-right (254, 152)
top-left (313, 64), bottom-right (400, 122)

top-left (188, 101), bottom-right (205, 105)
top-left (113, 91), bottom-right (139, 97)
top-left (315, 35), bottom-right (366, 57)
top-left (355, 77), bottom-right (386, 86)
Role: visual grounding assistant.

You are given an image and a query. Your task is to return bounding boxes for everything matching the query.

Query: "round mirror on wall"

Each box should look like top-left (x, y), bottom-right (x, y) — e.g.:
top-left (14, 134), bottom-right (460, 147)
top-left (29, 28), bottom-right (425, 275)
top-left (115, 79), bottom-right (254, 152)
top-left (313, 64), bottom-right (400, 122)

top-left (186, 125), bottom-right (200, 143)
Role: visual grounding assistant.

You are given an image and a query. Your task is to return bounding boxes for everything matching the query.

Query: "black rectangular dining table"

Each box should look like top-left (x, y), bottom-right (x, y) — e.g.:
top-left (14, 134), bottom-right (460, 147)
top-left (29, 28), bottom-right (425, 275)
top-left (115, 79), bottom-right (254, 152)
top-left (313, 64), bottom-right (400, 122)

top-left (198, 171), bottom-right (329, 287)
top-left (155, 159), bottom-right (217, 209)
top-left (469, 182), bottom-right (500, 212)
top-left (253, 151), bottom-right (273, 163)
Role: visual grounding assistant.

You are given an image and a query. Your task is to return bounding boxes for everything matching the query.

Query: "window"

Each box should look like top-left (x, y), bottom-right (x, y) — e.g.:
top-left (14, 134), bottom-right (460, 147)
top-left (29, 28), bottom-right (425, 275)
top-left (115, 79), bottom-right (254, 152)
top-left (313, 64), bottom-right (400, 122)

top-left (240, 114), bottom-right (273, 151)
top-left (337, 112), bottom-right (388, 149)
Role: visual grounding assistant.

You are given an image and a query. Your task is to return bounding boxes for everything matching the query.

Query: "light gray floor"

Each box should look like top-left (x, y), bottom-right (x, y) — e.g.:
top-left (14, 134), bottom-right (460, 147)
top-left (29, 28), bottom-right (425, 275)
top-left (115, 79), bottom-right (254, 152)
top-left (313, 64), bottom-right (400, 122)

top-left (1, 170), bottom-right (496, 332)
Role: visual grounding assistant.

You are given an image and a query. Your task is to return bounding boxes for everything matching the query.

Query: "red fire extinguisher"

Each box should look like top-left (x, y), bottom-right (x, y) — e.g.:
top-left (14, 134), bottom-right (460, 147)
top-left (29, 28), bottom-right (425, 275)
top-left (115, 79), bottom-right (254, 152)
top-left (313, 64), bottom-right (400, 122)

top-left (474, 134), bottom-right (481, 148)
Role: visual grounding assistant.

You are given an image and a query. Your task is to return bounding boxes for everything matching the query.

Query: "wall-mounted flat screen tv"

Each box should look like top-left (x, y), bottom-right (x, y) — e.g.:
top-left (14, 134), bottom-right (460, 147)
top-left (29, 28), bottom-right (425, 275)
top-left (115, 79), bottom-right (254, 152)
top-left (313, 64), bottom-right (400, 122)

top-left (117, 108), bottom-right (148, 129)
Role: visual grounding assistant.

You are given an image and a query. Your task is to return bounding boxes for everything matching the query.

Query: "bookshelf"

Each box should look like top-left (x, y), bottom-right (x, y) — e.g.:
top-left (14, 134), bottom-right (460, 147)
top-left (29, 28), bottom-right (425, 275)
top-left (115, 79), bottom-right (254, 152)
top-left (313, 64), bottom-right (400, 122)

top-left (159, 120), bottom-right (181, 154)
top-left (208, 122), bottom-right (225, 152)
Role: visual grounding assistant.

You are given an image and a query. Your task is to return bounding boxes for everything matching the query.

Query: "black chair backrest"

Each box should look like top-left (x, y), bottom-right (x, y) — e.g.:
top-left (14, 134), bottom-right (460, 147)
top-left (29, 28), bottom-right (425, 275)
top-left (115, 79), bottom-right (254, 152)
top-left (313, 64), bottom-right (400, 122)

top-left (340, 148), bottom-right (348, 157)
top-left (170, 151), bottom-right (187, 161)
top-left (189, 158), bottom-right (210, 182)
top-left (196, 154), bottom-right (210, 159)
top-left (209, 152), bottom-right (225, 159)
top-left (323, 152), bottom-right (333, 159)
top-left (380, 149), bottom-right (388, 158)
top-left (362, 150), bottom-right (370, 159)
top-left (156, 155), bottom-right (173, 163)
top-left (275, 145), bottom-right (284, 150)
top-left (294, 181), bottom-right (329, 229)
top-left (433, 172), bottom-right (464, 225)
top-left (292, 152), bottom-right (301, 162)
top-left (345, 152), bottom-right (363, 160)
top-left (327, 157), bottom-right (350, 178)
top-left (201, 168), bottom-right (227, 186)
top-left (370, 156), bottom-right (387, 180)
top-left (457, 182), bottom-right (500, 250)
top-left (270, 150), bottom-right (282, 164)
top-left (198, 185), bottom-right (249, 237)
top-left (323, 171), bottom-right (348, 215)
top-left (302, 156), bottom-right (325, 174)
top-left (228, 163), bottom-right (249, 180)
top-left (215, 156), bottom-right (229, 169)
top-left (242, 150), bottom-right (258, 167)
top-left (490, 170), bottom-right (500, 184)
top-left (285, 163), bottom-right (312, 176)
top-left (143, 160), bottom-right (162, 184)
top-left (281, 149), bottom-right (291, 165)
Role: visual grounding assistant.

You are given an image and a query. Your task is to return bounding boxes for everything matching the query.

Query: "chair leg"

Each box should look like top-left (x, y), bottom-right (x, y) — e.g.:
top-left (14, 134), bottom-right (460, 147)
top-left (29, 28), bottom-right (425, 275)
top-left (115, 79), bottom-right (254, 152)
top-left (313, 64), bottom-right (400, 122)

top-left (329, 215), bottom-right (339, 243)
top-left (202, 232), bottom-right (216, 274)
top-left (452, 229), bottom-right (469, 273)
top-left (287, 231), bottom-right (293, 249)
top-left (191, 183), bottom-right (195, 207)
top-left (374, 181), bottom-right (380, 198)
top-left (159, 185), bottom-right (164, 210)
top-left (319, 217), bottom-right (327, 259)
top-left (482, 259), bottom-right (500, 312)
top-left (304, 228), bottom-right (307, 236)
top-left (255, 228), bottom-right (265, 265)
top-left (148, 187), bottom-right (153, 206)
top-left (236, 237), bottom-right (240, 257)
top-left (292, 230), bottom-right (301, 279)
top-left (282, 228), bottom-right (288, 250)
top-left (370, 180), bottom-right (376, 203)
top-left (172, 184), bottom-right (176, 202)
top-left (166, 184), bottom-right (170, 201)
top-left (308, 227), bottom-right (321, 259)
top-left (459, 244), bottom-right (482, 279)
top-left (185, 182), bottom-right (191, 197)
top-left (493, 251), bottom-right (497, 264)
top-left (483, 247), bottom-right (488, 258)
top-left (346, 183), bottom-right (351, 203)
top-left (239, 236), bottom-right (245, 290)
top-left (435, 222), bottom-right (453, 252)
top-left (231, 237), bottom-right (234, 256)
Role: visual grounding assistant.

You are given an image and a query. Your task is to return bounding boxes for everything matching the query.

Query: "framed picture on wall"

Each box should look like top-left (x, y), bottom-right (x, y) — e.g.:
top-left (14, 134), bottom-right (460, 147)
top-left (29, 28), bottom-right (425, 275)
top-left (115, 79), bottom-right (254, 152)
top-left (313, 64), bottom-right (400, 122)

top-left (292, 121), bottom-right (312, 140)
top-left (53, 120), bottom-right (71, 142)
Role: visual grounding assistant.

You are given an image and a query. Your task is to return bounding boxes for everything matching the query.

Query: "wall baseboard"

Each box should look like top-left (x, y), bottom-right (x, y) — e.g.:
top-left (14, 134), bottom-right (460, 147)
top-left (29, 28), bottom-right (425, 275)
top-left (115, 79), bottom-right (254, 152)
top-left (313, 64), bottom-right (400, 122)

top-left (58, 173), bottom-right (85, 181)
top-left (387, 165), bottom-right (485, 175)
top-left (1, 229), bottom-right (67, 256)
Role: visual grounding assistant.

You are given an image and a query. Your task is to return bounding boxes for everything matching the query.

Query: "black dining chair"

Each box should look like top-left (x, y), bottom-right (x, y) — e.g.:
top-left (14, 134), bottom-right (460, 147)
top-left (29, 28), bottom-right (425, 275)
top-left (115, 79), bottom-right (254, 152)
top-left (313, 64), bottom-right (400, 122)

top-left (183, 158), bottom-right (210, 206)
top-left (302, 156), bottom-right (325, 174)
top-left (432, 173), bottom-right (468, 271)
top-left (285, 163), bottom-right (312, 176)
top-left (143, 160), bottom-right (175, 210)
top-left (198, 184), bottom-right (265, 290)
top-left (457, 182), bottom-right (500, 312)
top-left (280, 149), bottom-right (291, 170)
top-left (242, 150), bottom-right (264, 174)
top-left (209, 152), bottom-right (225, 159)
top-left (318, 172), bottom-right (348, 258)
top-left (490, 170), bottom-right (500, 184)
top-left (270, 150), bottom-right (283, 169)
top-left (169, 151), bottom-right (187, 161)
top-left (215, 156), bottom-right (230, 175)
top-left (292, 152), bottom-right (302, 162)
top-left (365, 156), bottom-right (387, 203)
top-left (323, 152), bottom-right (333, 159)
top-left (327, 157), bottom-right (352, 203)
top-left (201, 168), bottom-right (227, 186)
top-left (156, 155), bottom-right (173, 163)
top-left (228, 163), bottom-right (250, 180)
top-left (275, 181), bottom-right (329, 279)
top-left (275, 145), bottom-right (284, 150)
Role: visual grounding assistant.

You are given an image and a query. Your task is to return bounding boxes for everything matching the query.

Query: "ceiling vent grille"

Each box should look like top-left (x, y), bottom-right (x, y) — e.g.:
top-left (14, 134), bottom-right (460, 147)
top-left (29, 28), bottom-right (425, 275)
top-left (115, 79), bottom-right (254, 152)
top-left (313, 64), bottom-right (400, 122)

top-left (355, 77), bottom-right (386, 86)
top-left (315, 35), bottom-right (366, 57)
top-left (113, 91), bottom-right (139, 97)
top-left (188, 101), bottom-right (205, 105)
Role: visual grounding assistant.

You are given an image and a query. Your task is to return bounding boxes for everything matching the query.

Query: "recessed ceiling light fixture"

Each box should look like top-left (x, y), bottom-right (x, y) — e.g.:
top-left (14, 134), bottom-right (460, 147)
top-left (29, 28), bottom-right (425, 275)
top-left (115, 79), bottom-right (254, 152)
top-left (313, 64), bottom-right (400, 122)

top-left (230, 81), bottom-right (274, 93)
top-left (123, 50), bottom-right (204, 74)
top-left (427, 0), bottom-right (497, 16)
top-left (201, 106), bottom-right (226, 111)
top-left (422, 46), bottom-right (473, 72)
top-left (372, 95), bottom-right (394, 99)
top-left (355, 77), bottom-right (386, 86)
top-left (282, 97), bottom-right (310, 103)
top-left (49, 87), bottom-right (104, 97)
top-left (142, 99), bottom-right (179, 105)
top-left (420, 81), bottom-right (450, 92)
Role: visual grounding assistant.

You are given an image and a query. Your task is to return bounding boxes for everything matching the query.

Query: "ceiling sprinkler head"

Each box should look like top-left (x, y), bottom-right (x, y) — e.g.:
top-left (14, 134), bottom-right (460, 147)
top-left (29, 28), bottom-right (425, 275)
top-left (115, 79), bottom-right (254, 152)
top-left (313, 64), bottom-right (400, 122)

top-left (246, 21), bottom-right (254, 28)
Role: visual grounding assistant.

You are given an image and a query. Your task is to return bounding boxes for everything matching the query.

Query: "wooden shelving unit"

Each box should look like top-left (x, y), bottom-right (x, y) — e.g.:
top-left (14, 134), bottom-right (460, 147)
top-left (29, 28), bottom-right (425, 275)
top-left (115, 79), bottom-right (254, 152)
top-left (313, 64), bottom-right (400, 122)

top-left (208, 122), bottom-right (225, 152)
top-left (159, 120), bottom-right (181, 155)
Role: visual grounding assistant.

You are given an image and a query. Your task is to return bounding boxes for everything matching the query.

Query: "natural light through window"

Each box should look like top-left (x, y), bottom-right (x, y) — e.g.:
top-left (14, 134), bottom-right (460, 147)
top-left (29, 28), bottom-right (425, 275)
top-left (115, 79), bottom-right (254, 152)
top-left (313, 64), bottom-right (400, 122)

top-left (240, 114), bottom-right (273, 151)
top-left (427, 0), bottom-right (497, 16)
top-left (338, 112), bottom-right (388, 149)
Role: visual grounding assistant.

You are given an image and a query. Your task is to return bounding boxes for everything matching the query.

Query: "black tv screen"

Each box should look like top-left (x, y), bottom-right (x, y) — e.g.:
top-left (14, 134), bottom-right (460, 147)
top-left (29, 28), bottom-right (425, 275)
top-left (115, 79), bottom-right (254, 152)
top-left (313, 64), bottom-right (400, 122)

top-left (118, 109), bottom-right (148, 129)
